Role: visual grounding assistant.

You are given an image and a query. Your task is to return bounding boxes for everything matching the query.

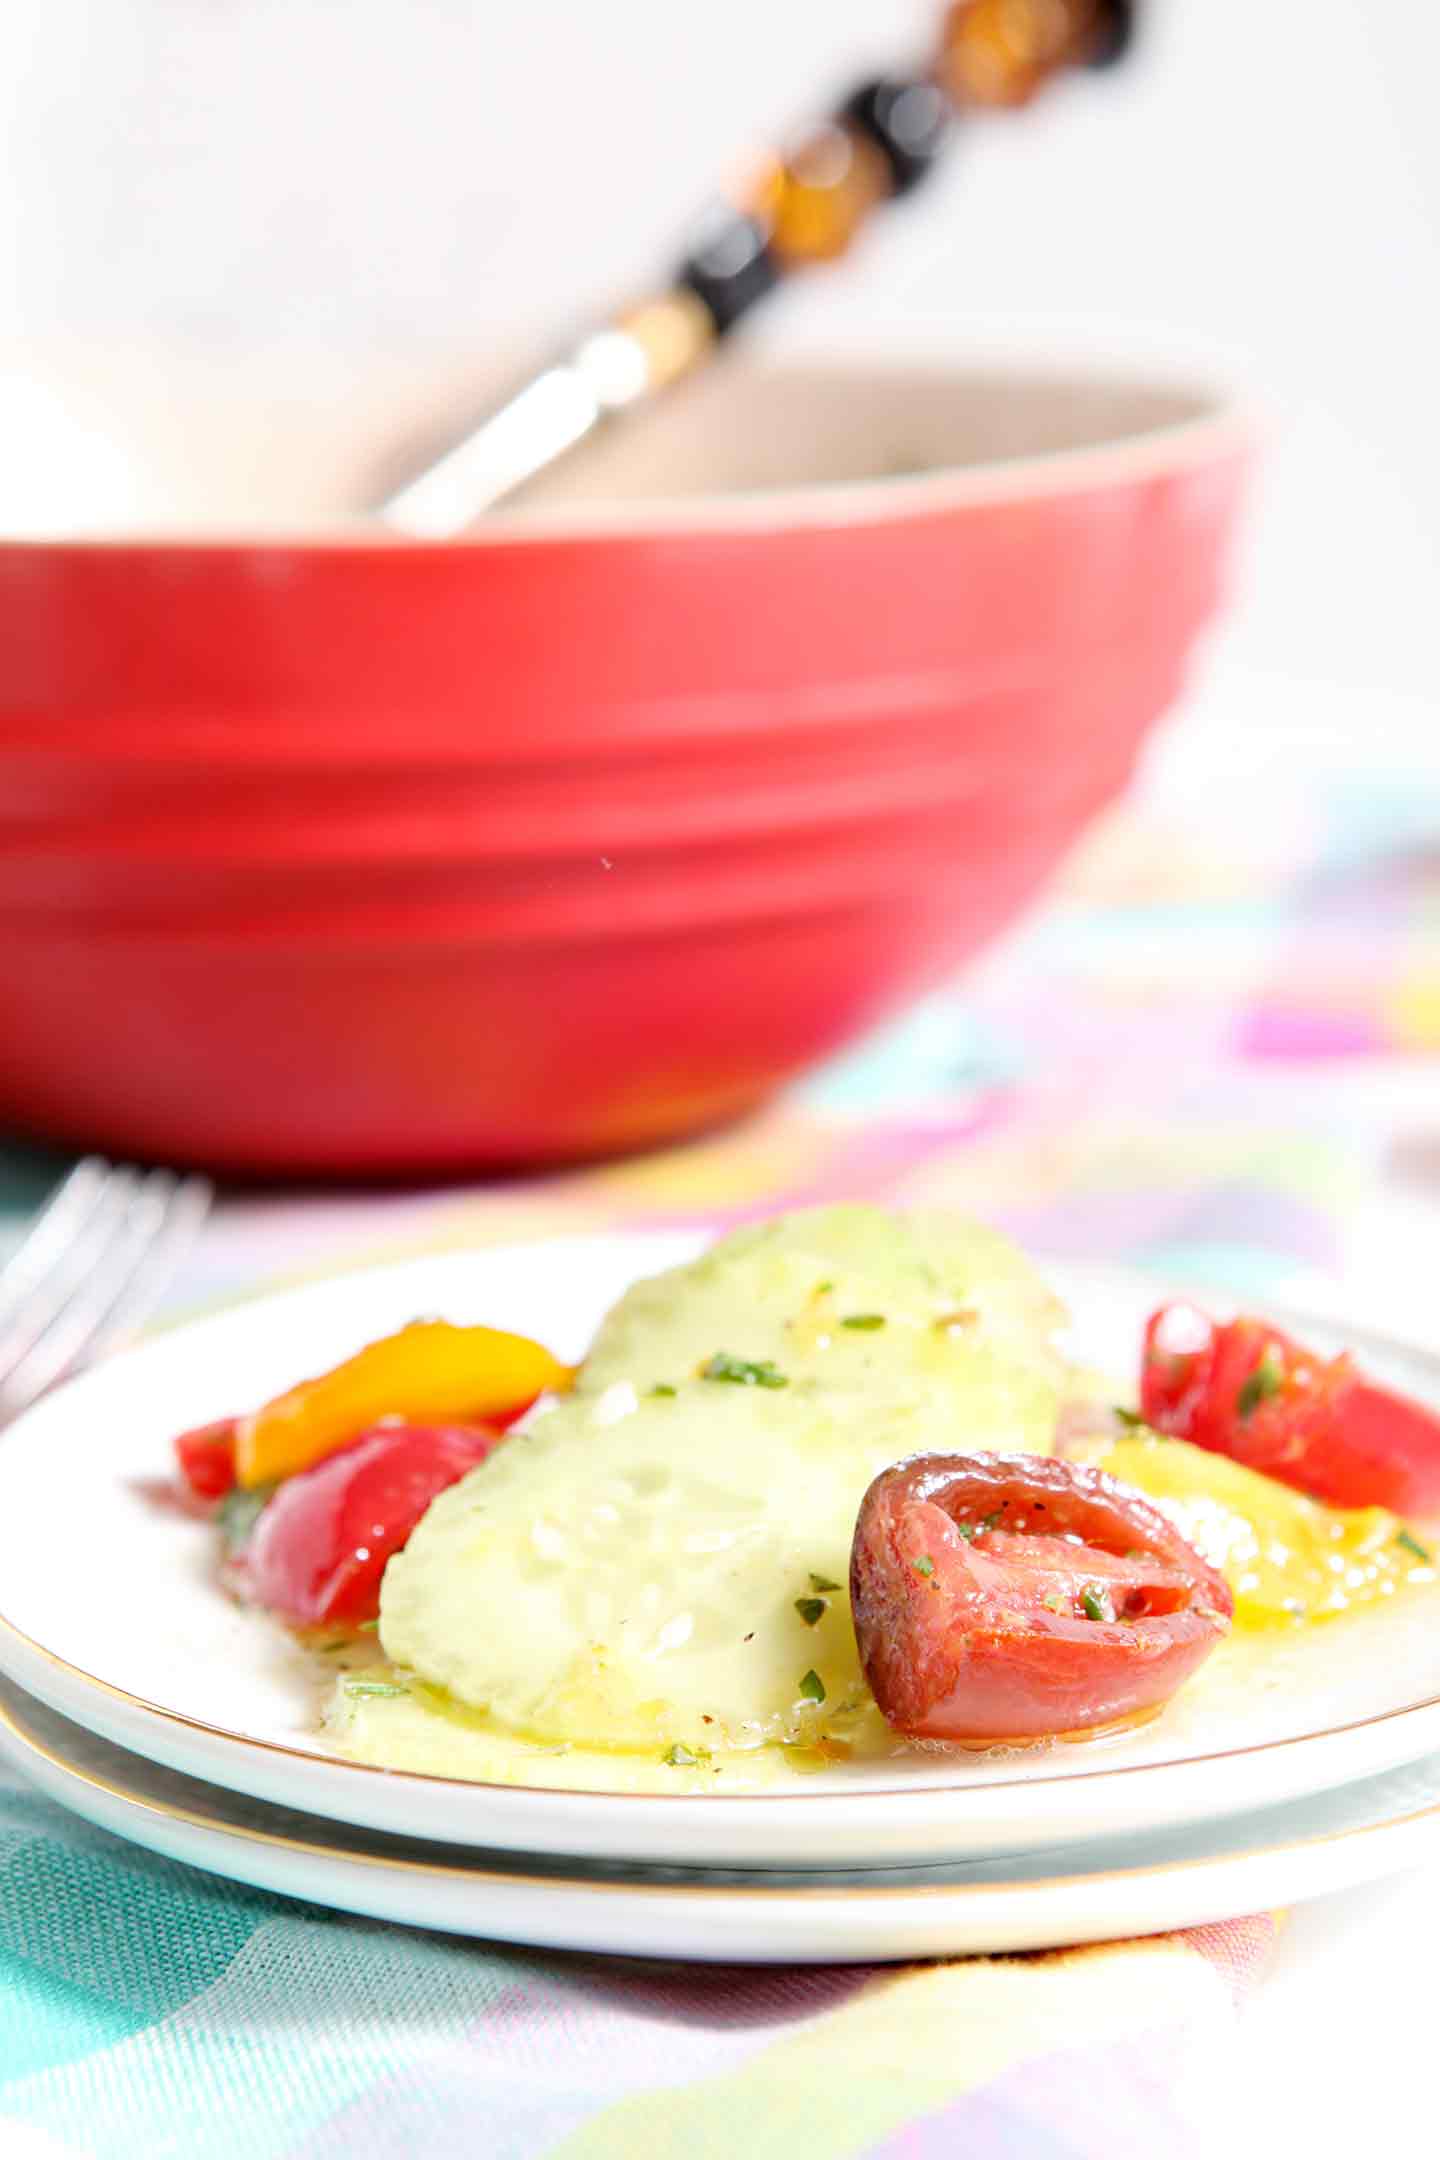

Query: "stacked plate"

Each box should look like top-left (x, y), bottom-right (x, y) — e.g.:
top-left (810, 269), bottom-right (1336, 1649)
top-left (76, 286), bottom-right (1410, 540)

top-left (1, 1232), bottom-right (1439, 1963)
top-left (0, 362), bottom-right (1249, 1177)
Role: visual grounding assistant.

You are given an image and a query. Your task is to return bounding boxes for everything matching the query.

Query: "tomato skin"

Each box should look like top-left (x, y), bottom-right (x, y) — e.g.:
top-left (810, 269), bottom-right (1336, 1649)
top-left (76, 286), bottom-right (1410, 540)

top-left (175, 1418), bottom-right (239, 1500)
top-left (850, 1453), bottom-right (1232, 1744)
top-left (244, 1423), bottom-right (504, 1627)
top-left (1141, 1306), bottom-right (1440, 1515)
top-left (176, 1393), bottom-right (533, 1511)
top-left (233, 1321), bottom-right (571, 1489)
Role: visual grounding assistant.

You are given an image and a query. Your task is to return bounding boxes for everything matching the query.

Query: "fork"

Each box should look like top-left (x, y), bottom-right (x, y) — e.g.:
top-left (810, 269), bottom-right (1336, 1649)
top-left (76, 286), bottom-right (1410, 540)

top-left (0, 1159), bottom-right (213, 1426)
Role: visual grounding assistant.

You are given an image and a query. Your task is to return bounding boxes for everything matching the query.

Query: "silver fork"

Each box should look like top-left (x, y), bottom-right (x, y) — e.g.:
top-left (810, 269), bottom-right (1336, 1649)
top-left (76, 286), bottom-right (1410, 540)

top-left (0, 1159), bottom-right (213, 1425)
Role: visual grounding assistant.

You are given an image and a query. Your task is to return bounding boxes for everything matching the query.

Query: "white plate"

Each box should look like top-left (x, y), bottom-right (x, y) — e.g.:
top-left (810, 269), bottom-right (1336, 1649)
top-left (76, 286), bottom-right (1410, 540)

top-left (6, 1675), bottom-right (1440, 1963)
top-left (2, 1234), bottom-right (1440, 1869)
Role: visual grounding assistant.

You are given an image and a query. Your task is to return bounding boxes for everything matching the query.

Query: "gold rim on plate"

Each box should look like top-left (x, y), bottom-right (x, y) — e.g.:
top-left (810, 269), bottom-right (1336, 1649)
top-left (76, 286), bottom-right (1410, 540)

top-left (6, 1681), bottom-right (1440, 1905)
top-left (7, 1597), bottom-right (1440, 1810)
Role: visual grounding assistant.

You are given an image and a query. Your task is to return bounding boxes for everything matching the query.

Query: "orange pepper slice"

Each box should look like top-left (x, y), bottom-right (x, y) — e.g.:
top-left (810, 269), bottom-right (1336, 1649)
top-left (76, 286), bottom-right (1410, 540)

top-left (233, 1321), bottom-right (573, 1489)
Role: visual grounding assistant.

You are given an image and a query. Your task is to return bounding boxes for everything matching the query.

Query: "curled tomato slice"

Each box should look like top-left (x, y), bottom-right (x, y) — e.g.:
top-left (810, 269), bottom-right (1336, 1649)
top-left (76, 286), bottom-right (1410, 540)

top-left (850, 1452), bottom-right (1233, 1744)
top-left (1140, 1305), bottom-right (1440, 1516)
top-left (244, 1422), bottom-right (505, 1627)
top-left (233, 1320), bottom-right (570, 1489)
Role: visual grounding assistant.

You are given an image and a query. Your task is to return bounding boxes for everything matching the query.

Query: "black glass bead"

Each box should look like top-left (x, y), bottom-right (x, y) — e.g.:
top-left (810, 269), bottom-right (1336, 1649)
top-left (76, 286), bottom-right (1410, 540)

top-left (676, 209), bottom-right (782, 337)
top-left (1086, 0), bottom-right (1136, 68)
top-left (841, 76), bottom-right (952, 196)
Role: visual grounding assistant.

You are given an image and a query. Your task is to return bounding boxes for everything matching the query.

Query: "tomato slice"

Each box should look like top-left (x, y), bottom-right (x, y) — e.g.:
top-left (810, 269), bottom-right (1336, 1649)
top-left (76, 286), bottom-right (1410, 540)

top-left (850, 1452), bottom-right (1233, 1743)
top-left (243, 1422), bottom-right (504, 1627)
top-left (1140, 1305), bottom-right (1440, 1515)
top-left (175, 1418), bottom-right (239, 1500)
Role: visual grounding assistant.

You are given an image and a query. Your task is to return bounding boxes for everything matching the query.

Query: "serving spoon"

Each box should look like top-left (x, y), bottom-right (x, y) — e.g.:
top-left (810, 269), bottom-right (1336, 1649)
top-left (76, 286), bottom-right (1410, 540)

top-left (376, 0), bottom-right (1135, 534)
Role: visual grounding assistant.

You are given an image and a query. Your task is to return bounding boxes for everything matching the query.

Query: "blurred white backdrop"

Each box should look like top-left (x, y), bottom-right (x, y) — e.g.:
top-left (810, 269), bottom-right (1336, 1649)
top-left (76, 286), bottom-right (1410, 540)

top-left (2, 0), bottom-right (1438, 702)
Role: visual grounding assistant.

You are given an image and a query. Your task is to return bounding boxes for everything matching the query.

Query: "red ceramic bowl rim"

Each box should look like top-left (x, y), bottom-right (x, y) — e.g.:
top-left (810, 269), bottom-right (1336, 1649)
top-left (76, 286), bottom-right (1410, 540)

top-left (0, 362), bottom-right (1257, 554)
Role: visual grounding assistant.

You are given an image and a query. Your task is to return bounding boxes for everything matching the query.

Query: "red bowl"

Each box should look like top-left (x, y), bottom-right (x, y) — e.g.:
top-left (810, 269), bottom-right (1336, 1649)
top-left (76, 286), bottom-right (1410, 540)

top-left (0, 640), bottom-right (1183, 927)
top-left (0, 363), bottom-right (1250, 1174)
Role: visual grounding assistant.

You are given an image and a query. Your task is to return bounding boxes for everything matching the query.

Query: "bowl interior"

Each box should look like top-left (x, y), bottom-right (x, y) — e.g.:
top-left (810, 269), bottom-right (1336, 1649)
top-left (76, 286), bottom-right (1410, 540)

top-left (0, 343), bottom-right (1234, 540)
top-left (516, 363), bottom-right (1228, 513)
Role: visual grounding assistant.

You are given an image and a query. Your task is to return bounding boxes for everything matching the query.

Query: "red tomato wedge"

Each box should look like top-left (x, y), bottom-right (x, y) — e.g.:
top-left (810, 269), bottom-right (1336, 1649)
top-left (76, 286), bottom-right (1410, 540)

top-left (1140, 1304), bottom-right (1440, 1515)
top-left (175, 1418), bottom-right (239, 1500)
top-left (244, 1422), bottom-right (504, 1627)
top-left (174, 1385), bottom-right (536, 1508)
top-left (850, 1453), bottom-right (1233, 1744)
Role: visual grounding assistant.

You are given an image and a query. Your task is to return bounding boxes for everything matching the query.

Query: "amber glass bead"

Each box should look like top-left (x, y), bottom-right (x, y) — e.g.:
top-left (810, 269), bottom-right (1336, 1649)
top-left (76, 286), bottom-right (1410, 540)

top-left (751, 122), bottom-right (893, 267)
top-left (842, 76), bottom-right (952, 196)
top-left (937, 0), bottom-right (1102, 109)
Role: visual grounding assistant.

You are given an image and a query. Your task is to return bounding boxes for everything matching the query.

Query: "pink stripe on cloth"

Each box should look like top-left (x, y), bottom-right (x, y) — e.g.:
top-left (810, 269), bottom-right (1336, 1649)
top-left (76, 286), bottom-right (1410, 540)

top-left (289, 1958), bottom-right (872, 2160)
top-left (865, 2026), bottom-right (1218, 2160)
top-left (598, 1099), bottom-right (1013, 1239)
top-left (1177, 1913), bottom-right (1281, 2001)
top-left (285, 1924), bottom-right (1283, 2160)
top-left (1240, 1007), bottom-right (1387, 1058)
top-left (863, 1921), bottom-right (1281, 2160)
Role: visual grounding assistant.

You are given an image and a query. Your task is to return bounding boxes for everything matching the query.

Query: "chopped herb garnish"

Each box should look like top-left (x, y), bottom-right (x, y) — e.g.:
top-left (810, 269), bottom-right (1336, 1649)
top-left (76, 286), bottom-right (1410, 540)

top-left (358, 1618), bottom-right (380, 1632)
top-left (1042, 1591), bottom-right (1069, 1614)
top-left (318, 1639), bottom-right (350, 1655)
top-left (911, 1555), bottom-right (936, 1578)
top-left (343, 1679), bottom-right (408, 1699)
top-left (1396, 1527), bottom-right (1433, 1564)
top-left (701, 1351), bottom-right (789, 1389)
top-left (649, 1383), bottom-right (678, 1398)
top-left (798, 1668), bottom-right (826, 1704)
top-left (840, 1313), bottom-right (886, 1331)
top-left (1236, 1349), bottom-right (1284, 1420)
top-left (955, 1522), bottom-right (977, 1543)
top-left (663, 1743), bottom-right (699, 1767)
top-left (1080, 1586), bottom-right (1112, 1624)
top-left (794, 1596), bottom-right (827, 1627)
top-left (815, 1280), bottom-right (835, 1295)
top-left (1114, 1406), bottom-right (1147, 1430)
top-left (809, 1572), bottom-right (841, 1593)
top-left (1234, 1373), bottom-right (1269, 1419)
top-left (215, 1481), bottom-right (276, 1557)
top-left (981, 1510), bottom-right (1003, 1531)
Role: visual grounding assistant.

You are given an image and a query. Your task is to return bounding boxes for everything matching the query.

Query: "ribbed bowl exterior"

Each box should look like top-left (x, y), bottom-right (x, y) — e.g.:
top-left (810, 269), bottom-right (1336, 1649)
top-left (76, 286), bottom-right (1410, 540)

top-left (0, 388), bottom-right (1249, 1173)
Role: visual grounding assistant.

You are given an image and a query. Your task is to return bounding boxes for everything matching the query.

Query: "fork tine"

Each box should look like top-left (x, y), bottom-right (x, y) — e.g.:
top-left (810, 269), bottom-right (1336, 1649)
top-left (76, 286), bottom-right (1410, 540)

top-left (0, 1168), bottom-right (154, 1412)
top-left (0, 1168), bottom-right (209, 1420)
top-left (0, 1164), bottom-right (142, 1374)
top-left (80, 1173), bottom-right (213, 1364)
top-left (0, 1157), bottom-right (113, 1328)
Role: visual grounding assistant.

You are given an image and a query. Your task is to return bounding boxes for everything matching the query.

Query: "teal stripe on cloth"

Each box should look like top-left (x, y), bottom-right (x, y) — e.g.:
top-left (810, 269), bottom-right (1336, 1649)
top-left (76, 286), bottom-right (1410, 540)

top-left (0, 1784), bottom-right (275, 2089)
top-left (1, 1892), bottom-right (534, 2160)
top-left (1, 1834), bottom-right (269, 2015)
top-left (0, 1945), bottom-right (145, 2092)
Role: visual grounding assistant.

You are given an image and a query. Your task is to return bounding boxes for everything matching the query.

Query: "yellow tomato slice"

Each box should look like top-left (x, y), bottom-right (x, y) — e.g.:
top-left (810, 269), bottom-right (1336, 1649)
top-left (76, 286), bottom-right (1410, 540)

top-left (234, 1321), bottom-right (573, 1489)
top-left (1099, 1431), bottom-right (1431, 1629)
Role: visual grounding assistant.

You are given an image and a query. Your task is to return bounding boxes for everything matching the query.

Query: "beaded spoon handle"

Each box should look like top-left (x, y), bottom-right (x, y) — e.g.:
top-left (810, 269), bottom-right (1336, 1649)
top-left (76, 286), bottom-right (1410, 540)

top-left (378, 0), bottom-right (1134, 534)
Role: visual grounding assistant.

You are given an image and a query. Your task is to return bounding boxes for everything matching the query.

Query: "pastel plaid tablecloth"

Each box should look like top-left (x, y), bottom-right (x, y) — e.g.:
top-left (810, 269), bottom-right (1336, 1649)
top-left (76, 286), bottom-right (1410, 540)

top-left (0, 669), bottom-right (1436, 2157)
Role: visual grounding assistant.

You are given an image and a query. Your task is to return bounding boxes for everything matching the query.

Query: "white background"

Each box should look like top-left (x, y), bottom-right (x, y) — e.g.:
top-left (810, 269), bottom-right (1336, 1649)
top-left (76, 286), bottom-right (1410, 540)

top-left (2, 0), bottom-right (1438, 701)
